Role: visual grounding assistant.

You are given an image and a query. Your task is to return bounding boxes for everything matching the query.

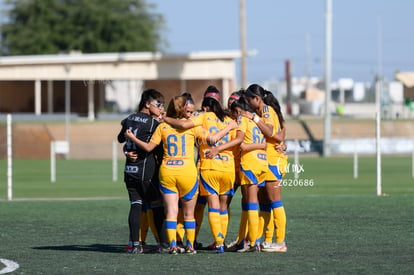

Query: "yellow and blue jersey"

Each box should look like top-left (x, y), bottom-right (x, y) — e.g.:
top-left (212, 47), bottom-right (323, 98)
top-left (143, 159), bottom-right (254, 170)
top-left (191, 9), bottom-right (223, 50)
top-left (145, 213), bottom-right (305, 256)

top-left (190, 112), bottom-right (236, 172)
top-left (259, 104), bottom-right (282, 163)
top-left (238, 116), bottom-right (268, 185)
top-left (259, 104), bottom-right (288, 179)
top-left (150, 121), bottom-right (208, 176)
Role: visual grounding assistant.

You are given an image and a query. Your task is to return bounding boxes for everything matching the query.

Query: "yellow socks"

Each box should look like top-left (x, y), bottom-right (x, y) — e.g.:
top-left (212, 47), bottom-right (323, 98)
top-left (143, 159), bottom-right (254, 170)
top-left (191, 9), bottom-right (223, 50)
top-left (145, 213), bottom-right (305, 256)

top-left (184, 219), bottom-right (196, 247)
top-left (259, 203), bottom-right (273, 243)
top-left (208, 208), bottom-right (224, 246)
top-left (237, 208), bottom-right (248, 244)
top-left (271, 201), bottom-right (286, 243)
top-left (244, 202), bottom-right (259, 246)
top-left (165, 219), bottom-right (177, 247)
top-left (220, 209), bottom-right (229, 241)
top-left (176, 208), bottom-right (185, 244)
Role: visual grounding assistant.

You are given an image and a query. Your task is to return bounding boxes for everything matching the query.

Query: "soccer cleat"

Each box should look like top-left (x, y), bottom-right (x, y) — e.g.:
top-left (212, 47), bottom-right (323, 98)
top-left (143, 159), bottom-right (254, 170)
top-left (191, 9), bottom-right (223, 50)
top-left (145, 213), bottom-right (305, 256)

top-left (225, 240), bottom-right (246, 252)
top-left (212, 245), bottom-right (225, 254)
top-left (177, 241), bottom-right (184, 248)
top-left (185, 246), bottom-right (197, 254)
top-left (169, 246), bottom-right (178, 255)
top-left (261, 242), bottom-right (287, 252)
top-left (270, 242), bottom-right (287, 252)
top-left (194, 240), bottom-right (203, 250)
top-left (260, 241), bottom-right (273, 251)
top-left (128, 244), bottom-right (143, 254)
top-left (125, 241), bottom-right (134, 253)
top-left (225, 240), bottom-right (238, 249)
top-left (155, 245), bottom-right (170, 254)
top-left (237, 245), bottom-right (260, 253)
top-left (207, 242), bottom-right (216, 250)
top-left (176, 241), bottom-right (186, 253)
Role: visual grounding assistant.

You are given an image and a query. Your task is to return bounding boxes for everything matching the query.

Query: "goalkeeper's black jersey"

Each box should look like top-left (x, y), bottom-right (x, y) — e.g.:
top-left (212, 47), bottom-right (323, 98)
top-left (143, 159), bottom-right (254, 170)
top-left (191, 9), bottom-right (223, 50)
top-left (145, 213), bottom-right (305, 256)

top-left (117, 112), bottom-right (160, 181)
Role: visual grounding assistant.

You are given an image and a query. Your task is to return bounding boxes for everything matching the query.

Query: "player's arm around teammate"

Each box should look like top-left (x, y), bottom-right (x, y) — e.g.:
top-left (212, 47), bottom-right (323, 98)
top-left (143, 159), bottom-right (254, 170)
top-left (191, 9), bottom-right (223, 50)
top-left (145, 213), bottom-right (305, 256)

top-left (163, 112), bottom-right (238, 143)
top-left (125, 96), bottom-right (200, 254)
top-left (244, 84), bottom-right (288, 252)
top-left (126, 96), bottom-right (236, 254)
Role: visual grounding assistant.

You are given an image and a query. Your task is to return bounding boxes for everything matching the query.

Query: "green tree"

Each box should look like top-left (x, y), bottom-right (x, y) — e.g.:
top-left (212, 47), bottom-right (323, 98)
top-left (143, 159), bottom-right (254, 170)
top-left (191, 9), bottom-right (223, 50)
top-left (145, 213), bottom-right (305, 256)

top-left (1, 0), bottom-right (166, 55)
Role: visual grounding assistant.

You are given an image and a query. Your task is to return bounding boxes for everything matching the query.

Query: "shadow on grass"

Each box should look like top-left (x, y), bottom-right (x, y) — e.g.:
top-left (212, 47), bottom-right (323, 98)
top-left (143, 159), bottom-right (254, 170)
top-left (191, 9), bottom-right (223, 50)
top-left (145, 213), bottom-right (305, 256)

top-left (32, 244), bottom-right (170, 254)
top-left (33, 244), bottom-right (217, 254)
top-left (32, 244), bottom-right (126, 253)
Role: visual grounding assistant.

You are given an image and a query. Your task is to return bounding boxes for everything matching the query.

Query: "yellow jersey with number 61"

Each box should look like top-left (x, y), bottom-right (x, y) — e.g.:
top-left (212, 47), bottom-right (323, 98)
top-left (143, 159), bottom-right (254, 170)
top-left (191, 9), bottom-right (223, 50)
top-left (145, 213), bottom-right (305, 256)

top-left (150, 121), bottom-right (207, 176)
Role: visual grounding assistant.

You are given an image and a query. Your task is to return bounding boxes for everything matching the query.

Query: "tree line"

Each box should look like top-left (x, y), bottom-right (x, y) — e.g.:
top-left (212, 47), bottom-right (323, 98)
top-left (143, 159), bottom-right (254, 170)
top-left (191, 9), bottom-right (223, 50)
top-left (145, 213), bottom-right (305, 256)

top-left (0, 0), bottom-right (166, 55)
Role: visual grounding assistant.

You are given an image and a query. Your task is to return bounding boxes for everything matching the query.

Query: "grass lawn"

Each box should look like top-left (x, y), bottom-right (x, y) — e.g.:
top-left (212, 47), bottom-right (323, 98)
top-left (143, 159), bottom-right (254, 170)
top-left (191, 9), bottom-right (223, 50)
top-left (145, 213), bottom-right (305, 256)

top-left (1, 156), bottom-right (414, 274)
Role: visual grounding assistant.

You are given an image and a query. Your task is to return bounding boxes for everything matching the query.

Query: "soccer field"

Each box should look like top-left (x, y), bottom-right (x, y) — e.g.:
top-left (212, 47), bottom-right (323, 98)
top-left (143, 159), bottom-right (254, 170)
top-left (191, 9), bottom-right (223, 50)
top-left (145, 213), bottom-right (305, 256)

top-left (1, 156), bottom-right (414, 274)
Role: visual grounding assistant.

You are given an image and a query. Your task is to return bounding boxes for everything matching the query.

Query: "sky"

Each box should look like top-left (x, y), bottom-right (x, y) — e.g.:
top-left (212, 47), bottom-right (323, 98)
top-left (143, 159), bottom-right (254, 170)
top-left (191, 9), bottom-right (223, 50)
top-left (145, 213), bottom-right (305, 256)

top-left (149, 0), bottom-right (414, 86)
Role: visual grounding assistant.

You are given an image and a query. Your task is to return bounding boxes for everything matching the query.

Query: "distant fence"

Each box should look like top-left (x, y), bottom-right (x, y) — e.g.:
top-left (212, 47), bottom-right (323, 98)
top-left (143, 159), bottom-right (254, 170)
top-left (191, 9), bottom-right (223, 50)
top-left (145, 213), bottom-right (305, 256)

top-left (285, 138), bottom-right (414, 155)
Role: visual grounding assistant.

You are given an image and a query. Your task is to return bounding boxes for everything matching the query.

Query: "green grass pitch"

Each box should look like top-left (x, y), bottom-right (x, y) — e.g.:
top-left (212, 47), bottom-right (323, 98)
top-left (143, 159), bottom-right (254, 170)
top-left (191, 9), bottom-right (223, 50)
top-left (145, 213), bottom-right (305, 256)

top-left (1, 156), bottom-right (414, 274)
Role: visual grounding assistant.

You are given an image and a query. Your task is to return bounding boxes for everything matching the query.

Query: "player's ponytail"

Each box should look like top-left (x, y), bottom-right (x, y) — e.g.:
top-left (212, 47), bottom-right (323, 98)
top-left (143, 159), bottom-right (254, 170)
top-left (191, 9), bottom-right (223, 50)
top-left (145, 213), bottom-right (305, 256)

top-left (166, 96), bottom-right (186, 119)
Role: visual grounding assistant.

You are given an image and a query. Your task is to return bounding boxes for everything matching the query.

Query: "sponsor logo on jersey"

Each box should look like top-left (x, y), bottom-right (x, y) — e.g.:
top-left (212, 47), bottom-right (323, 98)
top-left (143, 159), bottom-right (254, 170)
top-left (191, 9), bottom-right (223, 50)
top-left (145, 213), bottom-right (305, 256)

top-left (166, 159), bottom-right (184, 166)
top-left (129, 116), bottom-right (149, 123)
top-left (125, 165), bottom-right (139, 173)
top-left (257, 153), bottom-right (267, 161)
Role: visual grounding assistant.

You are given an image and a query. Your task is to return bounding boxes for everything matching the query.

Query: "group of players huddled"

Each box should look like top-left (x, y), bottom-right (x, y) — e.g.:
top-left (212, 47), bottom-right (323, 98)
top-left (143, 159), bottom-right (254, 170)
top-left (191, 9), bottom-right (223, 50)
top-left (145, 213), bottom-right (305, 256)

top-left (117, 83), bottom-right (287, 254)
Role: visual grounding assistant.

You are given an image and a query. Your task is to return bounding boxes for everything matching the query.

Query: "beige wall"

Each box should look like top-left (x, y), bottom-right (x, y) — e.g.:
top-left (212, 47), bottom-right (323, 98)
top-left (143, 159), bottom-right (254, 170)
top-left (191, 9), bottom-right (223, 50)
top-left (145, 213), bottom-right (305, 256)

top-left (0, 78), bottom-right (236, 115)
top-left (0, 52), bottom-right (240, 115)
top-left (0, 80), bottom-right (103, 115)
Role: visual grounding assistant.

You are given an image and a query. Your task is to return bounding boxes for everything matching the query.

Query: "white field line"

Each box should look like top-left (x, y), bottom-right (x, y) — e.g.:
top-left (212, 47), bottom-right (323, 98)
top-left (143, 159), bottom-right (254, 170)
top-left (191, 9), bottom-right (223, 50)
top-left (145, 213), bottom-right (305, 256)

top-left (0, 258), bottom-right (19, 274)
top-left (0, 197), bottom-right (124, 202)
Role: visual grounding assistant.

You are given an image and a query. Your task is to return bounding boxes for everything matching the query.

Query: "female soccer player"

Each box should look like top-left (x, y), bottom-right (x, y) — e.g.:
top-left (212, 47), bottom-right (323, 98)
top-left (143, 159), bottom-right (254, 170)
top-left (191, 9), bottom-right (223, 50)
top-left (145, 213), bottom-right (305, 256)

top-left (175, 92), bottom-right (200, 250)
top-left (244, 84), bottom-right (288, 253)
top-left (163, 95), bottom-right (242, 253)
top-left (117, 88), bottom-right (168, 254)
top-left (181, 92), bottom-right (205, 249)
top-left (125, 96), bottom-right (235, 254)
top-left (209, 94), bottom-right (268, 252)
